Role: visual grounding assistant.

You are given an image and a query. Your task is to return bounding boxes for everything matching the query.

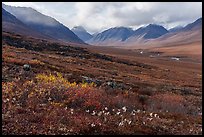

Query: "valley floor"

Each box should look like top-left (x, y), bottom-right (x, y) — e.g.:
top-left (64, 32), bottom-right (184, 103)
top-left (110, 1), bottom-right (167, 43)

top-left (2, 32), bottom-right (202, 135)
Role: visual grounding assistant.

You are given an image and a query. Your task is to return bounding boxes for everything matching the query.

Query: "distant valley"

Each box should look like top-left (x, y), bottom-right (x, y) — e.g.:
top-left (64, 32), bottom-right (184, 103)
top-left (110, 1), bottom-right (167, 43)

top-left (2, 3), bottom-right (202, 49)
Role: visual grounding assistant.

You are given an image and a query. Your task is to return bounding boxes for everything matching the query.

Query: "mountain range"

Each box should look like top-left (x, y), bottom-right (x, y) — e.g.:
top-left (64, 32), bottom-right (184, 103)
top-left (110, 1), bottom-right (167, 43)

top-left (148, 17), bottom-right (202, 47)
top-left (87, 18), bottom-right (202, 47)
top-left (3, 4), bottom-right (85, 44)
top-left (86, 24), bottom-right (168, 45)
top-left (2, 3), bottom-right (202, 47)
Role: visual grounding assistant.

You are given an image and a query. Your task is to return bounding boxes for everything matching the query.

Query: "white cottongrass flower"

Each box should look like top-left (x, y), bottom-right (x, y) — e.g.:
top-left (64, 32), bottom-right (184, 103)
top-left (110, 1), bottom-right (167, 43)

top-left (154, 114), bottom-right (158, 117)
top-left (59, 127), bottom-right (66, 131)
top-left (136, 109), bottom-right (140, 113)
top-left (91, 111), bottom-right (96, 115)
top-left (70, 109), bottom-right (74, 114)
top-left (104, 117), bottom-right (107, 122)
top-left (116, 112), bottom-right (120, 115)
top-left (122, 106), bottom-right (127, 112)
top-left (105, 107), bottom-right (108, 110)
top-left (119, 121), bottom-right (124, 126)
top-left (150, 112), bottom-right (153, 117)
top-left (98, 111), bottom-right (102, 116)
top-left (112, 109), bottom-right (115, 112)
top-left (131, 110), bottom-right (136, 115)
top-left (128, 120), bottom-right (132, 125)
top-left (39, 103), bottom-right (46, 106)
top-left (64, 107), bottom-right (68, 110)
top-left (91, 123), bottom-right (95, 127)
top-left (104, 112), bottom-right (110, 116)
top-left (48, 97), bottom-right (52, 101)
top-left (86, 110), bottom-right (90, 113)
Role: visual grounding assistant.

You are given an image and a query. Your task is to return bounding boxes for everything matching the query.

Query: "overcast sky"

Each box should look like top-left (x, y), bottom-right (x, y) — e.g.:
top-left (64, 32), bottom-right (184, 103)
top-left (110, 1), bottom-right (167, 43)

top-left (2, 2), bottom-right (202, 34)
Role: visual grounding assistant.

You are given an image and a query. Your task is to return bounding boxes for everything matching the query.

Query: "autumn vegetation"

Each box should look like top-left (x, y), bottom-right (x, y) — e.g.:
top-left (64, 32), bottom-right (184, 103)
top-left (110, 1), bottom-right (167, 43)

top-left (2, 32), bottom-right (202, 135)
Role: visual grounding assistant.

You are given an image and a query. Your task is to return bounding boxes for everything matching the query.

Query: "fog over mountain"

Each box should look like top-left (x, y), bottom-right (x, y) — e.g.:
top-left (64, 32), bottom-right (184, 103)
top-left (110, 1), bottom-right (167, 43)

top-left (2, 8), bottom-right (53, 40)
top-left (3, 3), bottom-right (85, 44)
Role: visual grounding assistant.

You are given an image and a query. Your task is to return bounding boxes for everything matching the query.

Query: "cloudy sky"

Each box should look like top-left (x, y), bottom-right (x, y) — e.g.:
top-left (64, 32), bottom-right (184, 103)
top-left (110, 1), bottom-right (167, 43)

top-left (2, 2), bottom-right (202, 34)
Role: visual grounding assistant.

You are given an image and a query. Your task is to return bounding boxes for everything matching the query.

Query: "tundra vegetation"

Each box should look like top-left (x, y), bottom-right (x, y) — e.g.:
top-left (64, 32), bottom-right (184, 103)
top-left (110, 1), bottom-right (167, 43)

top-left (2, 32), bottom-right (202, 135)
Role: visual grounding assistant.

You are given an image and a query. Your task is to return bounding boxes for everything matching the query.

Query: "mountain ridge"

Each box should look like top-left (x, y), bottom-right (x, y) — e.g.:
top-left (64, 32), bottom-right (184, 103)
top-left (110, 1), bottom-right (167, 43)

top-left (3, 4), bottom-right (85, 44)
top-left (2, 4), bottom-right (201, 47)
top-left (2, 8), bottom-right (54, 40)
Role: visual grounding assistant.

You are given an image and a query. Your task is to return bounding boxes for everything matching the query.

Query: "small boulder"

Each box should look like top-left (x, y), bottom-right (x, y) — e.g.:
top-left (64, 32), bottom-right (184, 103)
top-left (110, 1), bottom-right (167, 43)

top-left (23, 64), bottom-right (31, 71)
top-left (107, 81), bottom-right (117, 88)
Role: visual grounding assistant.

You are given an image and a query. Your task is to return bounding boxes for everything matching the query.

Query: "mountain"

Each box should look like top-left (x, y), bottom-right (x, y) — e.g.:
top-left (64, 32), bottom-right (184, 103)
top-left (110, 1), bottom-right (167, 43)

top-left (123, 24), bottom-right (169, 45)
top-left (2, 8), bottom-right (52, 40)
top-left (3, 4), bottom-right (85, 44)
top-left (71, 26), bottom-right (93, 42)
top-left (139, 18), bottom-right (202, 48)
top-left (92, 32), bottom-right (99, 37)
top-left (132, 24), bottom-right (169, 39)
top-left (168, 18), bottom-right (202, 33)
top-left (182, 18), bottom-right (202, 31)
top-left (2, 8), bottom-right (23, 24)
top-left (88, 18), bottom-right (201, 47)
top-left (168, 26), bottom-right (184, 33)
top-left (87, 24), bottom-right (169, 46)
top-left (87, 27), bottom-right (134, 45)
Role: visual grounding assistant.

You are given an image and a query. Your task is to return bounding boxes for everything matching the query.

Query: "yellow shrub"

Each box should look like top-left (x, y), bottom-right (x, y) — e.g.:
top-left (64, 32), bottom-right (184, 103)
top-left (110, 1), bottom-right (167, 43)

top-left (36, 73), bottom-right (64, 83)
top-left (2, 82), bottom-right (15, 93)
top-left (70, 82), bottom-right (77, 87)
top-left (90, 82), bottom-right (97, 87)
top-left (35, 73), bottom-right (78, 88)
top-left (80, 81), bottom-right (96, 88)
